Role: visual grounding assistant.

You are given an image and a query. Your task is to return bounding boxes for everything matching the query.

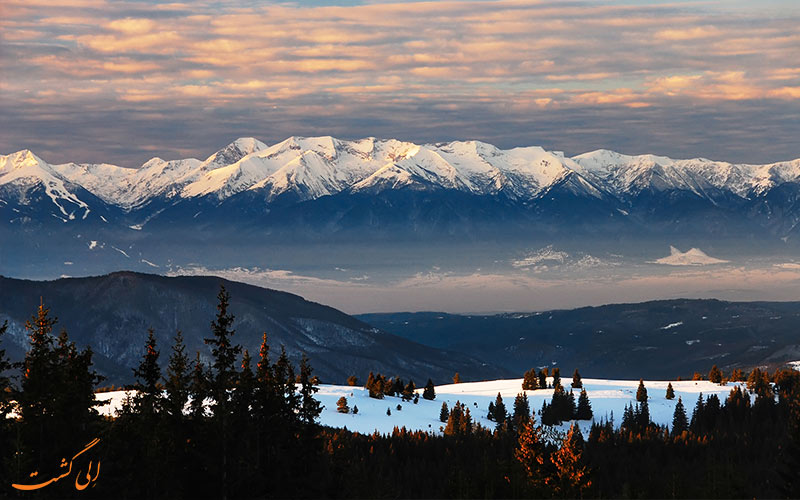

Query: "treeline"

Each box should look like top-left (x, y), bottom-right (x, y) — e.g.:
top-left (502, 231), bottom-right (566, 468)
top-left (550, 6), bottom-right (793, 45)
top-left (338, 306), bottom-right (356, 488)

top-left (1, 290), bottom-right (799, 498)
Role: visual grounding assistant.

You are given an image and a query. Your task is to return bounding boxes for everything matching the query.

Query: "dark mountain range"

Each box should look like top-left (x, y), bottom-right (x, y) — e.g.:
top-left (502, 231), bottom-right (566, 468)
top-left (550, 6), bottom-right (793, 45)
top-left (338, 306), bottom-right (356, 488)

top-left (0, 272), bottom-right (510, 385)
top-left (358, 299), bottom-right (800, 379)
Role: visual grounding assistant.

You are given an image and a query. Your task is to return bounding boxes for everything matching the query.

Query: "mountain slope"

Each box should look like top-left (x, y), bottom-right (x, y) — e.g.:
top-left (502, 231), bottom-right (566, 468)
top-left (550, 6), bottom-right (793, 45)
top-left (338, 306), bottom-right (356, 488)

top-left (0, 272), bottom-right (510, 385)
top-left (358, 299), bottom-right (800, 379)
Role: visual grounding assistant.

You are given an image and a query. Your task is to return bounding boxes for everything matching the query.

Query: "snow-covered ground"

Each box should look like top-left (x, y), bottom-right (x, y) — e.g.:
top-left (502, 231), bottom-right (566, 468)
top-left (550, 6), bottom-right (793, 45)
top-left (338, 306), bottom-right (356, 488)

top-left (94, 377), bottom-right (747, 436)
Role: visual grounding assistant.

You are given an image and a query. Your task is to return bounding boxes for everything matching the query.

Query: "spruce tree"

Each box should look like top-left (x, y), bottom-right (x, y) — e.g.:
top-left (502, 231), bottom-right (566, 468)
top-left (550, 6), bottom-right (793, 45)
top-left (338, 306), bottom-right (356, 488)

top-left (538, 368), bottom-right (548, 389)
top-left (189, 351), bottom-right (208, 420)
top-left (709, 365), bottom-right (723, 384)
top-left (452, 372), bottom-right (461, 384)
top-left (0, 321), bottom-right (13, 420)
top-left (522, 368), bottom-right (538, 390)
top-left (352, 405), bottom-right (358, 415)
top-left (549, 423), bottom-right (592, 497)
top-left (336, 396), bottom-right (349, 414)
top-left (298, 353), bottom-right (322, 426)
top-left (439, 402), bottom-right (449, 422)
top-left (672, 396), bottom-right (688, 434)
top-left (690, 393), bottom-right (705, 433)
top-left (515, 421), bottom-right (547, 490)
top-left (492, 392), bottom-right (507, 429)
top-left (401, 379), bottom-right (416, 401)
top-left (422, 378), bottom-right (436, 400)
top-left (552, 367), bottom-right (561, 388)
top-left (347, 375), bottom-right (358, 386)
top-left (204, 285), bottom-right (242, 415)
top-left (513, 392), bottom-right (531, 430)
top-left (576, 388), bottom-right (593, 420)
top-left (665, 382), bottom-right (675, 400)
top-left (572, 368), bottom-right (582, 389)
top-left (133, 328), bottom-right (162, 417)
top-left (636, 379), bottom-right (648, 402)
top-left (164, 330), bottom-right (190, 420)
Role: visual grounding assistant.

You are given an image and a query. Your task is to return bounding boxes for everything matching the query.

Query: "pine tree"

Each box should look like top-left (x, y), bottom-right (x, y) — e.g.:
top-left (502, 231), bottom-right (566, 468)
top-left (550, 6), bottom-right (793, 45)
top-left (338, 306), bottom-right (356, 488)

top-left (164, 330), bottom-right (190, 420)
top-left (422, 378), bottom-right (436, 400)
top-left (336, 396), bottom-right (349, 414)
top-left (439, 402), bottom-right (449, 422)
top-left (708, 364), bottom-right (723, 384)
top-left (204, 285), bottom-right (242, 415)
top-left (549, 423), bottom-right (592, 497)
top-left (133, 328), bottom-right (162, 417)
top-left (274, 346), bottom-right (301, 421)
top-left (513, 392), bottom-right (531, 430)
top-left (730, 368), bottom-right (746, 381)
top-left (572, 368), bottom-right (582, 389)
top-left (491, 392), bottom-right (507, 429)
top-left (539, 368), bottom-right (548, 389)
top-left (690, 393), bottom-right (705, 433)
top-left (515, 420), bottom-right (547, 490)
top-left (189, 351), bottom-right (208, 420)
top-left (452, 372), bottom-right (462, 384)
top-left (401, 379), bottom-right (416, 401)
top-left (352, 405), bottom-right (358, 415)
top-left (298, 353), bottom-right (322, 426)
top-left (522, 368), bottom-right (538, 390)
top-left (665, 382), bottom-right (675, 400)
top-left (347, 375), bottom-right (358, 386)
top-left (636, 378), bottom-right (648, 402)
top-left (0, 321), bottom-right (13, 420)
top-left (576, 388), bottom-right (593, 420)
top-left (386, 407), bottom-right (391, 416)
top-left (672, 396), bottom-right (688, 434)
top-left (552, 367), bottom-right (561, 388)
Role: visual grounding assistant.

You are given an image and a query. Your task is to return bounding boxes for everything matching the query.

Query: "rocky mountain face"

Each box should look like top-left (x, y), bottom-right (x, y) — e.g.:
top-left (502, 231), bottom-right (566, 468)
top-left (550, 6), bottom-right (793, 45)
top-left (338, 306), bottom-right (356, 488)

top-left (0, 272), bottom-right (510, 385)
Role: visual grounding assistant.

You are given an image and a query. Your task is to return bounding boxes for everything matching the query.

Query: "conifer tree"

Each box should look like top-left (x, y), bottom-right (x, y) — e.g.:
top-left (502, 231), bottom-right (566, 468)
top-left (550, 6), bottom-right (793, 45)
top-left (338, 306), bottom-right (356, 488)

top-left (204, 285), bottom-right (242, 415)
top-left (636, 379), bottom-right (648, 402)
top-left (709, 364), bottom-right (723, 384)
top-left (488, 401), bottom-right (496, 421)
top-left (730, 368), bottom-right (746, 381)
top-left (513, 392), bottom-right (531, 430)
top-left (336, 396), bottom-right (349, 414)
top-left (539, 368), bottom-right (548, 389)
top-left (422, 378), bottom-right (436, 400)
top-left (522, 368), bottom-right (538, 390)
top-left (274, 346), bottom-right (301, 421)
top-left (572, 368), bottom-right (582, 389)
top-left (401, 379), bottom-right (416, 401)
top-left (298, 353), bottom-right (322, 426)
top-left (233, 349), bottom-right (255, 422)
top-left (347, 375), bottom-right (358, 386)
top-left (352, 405), bottom-right (358, 415)
top-left (164, 330), bottom-right (190, 420)
top-left (491, 392), bottom-right (507, 429)
top-left (552, 367), bottom-right (561, 388)
top-left (452, 372), bottom-right (461, 384)
top-left (133, 328), bottom-right (162, 417)
top-left (576, 388), bottom-right (593, 420)
top-left (439, 402), bottom-right (449, 422)
top-left (690, 393), bottom-right (705, 433)
top-left (665, 382), bottom-right (675, 400)
top-left (549, 423), bottom-right (592, 497)
top-left (189, 352), bottom-right (208, 420)
top-left (672, 396), bottom-right (688, 434)
top-left (515, 421), bottom-right (547, 490)
top-left (0, 321), bottom-right (13, 420)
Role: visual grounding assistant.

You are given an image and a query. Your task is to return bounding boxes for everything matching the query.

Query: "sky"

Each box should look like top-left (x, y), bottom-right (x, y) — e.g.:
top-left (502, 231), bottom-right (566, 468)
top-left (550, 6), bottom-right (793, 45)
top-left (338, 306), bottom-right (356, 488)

top-left (1, 0), bottom-right (798, 167)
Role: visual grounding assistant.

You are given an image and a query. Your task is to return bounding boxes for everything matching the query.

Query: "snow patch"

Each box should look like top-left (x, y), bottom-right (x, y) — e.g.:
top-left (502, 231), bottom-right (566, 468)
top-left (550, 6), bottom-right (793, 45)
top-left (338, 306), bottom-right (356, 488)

top-left (660, 321), bottom-right (683, 330)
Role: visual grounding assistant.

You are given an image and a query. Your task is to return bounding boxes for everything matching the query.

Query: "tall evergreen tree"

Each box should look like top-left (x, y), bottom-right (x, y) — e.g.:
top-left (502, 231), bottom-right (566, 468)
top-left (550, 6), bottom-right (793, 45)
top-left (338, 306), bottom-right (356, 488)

top-left (709, 365), bottom-right (723, 384)
top-left (665, 382), bottom-right (675, 400)
top-left (164, 330), bottom-right (190, 420)
top-left (552, 367), bottom-right (561, 388)
top-left (189, 351), bottom-right (208, 420)
top-left (298, 353), bottom-right (322, 426)
top-left (439, 402), bottom-right (449, 423)
top-left (516, 420), bottom-right (548, 491)
top-left (0, 321), bottom-right (13, 420)
top-left (422, 378), bottom-right (436, 400)
top-left (401, 379), bottom-right (416, 402)
top-left (576, 388), bottom-right (593, 420)
top-left (672, 396), bottom-right (688, 434)
top-left (690, 393), bottom-right (705, 433)
top-left (133, 328), bottom-right (162, 417)
top-left (522, 368), bottom-right (538, 390)
top-left (452, 372), bottom-right (462, 384)
top-left (491, 392), bottom-right (507, 429)
top-left (336, 396), bottom-right (349, 414)
top-left (549, 423), bottom-right (592, 497)
top-left (513, 392), bottom-right (531, 430)
top-left (538, 369), bottom-right (547, 389)
top-left (572, 368), bottom-right (582, 389)
top-left (636, 379), bottom-right (648, 402)
top-left (204, 285), bottom-right (242, 413)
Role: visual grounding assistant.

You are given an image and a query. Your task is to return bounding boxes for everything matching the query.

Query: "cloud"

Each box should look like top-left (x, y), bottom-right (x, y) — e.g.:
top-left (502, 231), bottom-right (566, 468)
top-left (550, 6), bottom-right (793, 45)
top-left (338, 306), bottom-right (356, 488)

top-left (1, 0), bottom-right (798, 166)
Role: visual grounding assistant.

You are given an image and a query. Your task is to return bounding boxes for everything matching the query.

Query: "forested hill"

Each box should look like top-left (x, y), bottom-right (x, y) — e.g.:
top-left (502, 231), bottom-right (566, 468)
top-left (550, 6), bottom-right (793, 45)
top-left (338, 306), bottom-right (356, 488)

top-left (0, 271), bottom-right (510, 384)
top-left (358, 299), bottom-right (800, 379)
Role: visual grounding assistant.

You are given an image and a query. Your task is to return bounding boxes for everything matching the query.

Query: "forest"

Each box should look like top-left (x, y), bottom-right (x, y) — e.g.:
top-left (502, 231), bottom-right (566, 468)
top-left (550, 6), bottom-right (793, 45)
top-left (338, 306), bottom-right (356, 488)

top-left (0, 287), bottom-right (799, 498)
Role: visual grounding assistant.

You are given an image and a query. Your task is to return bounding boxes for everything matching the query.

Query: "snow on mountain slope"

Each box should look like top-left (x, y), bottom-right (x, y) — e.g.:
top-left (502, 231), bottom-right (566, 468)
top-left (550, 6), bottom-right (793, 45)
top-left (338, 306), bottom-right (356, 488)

top-left (653, 246), bottom-right (729, 266)
top-left (4, 138), bottom-right (800, 217)
top-left (95, 377), bottom-right (748, 436)
top-left (0, 150), bottom-right (91, 220)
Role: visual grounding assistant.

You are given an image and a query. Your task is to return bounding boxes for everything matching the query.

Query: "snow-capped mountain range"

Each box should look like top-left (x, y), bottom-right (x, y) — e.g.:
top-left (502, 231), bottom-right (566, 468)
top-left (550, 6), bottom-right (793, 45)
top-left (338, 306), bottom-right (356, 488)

top-left (2, 136), bottom-right (800, 247)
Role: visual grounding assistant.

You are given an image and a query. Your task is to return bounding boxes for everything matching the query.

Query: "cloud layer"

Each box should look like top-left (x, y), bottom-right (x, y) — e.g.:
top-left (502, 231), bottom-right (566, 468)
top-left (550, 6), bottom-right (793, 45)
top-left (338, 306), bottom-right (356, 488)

top-left (2, 0), bottom-right (798, 165)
